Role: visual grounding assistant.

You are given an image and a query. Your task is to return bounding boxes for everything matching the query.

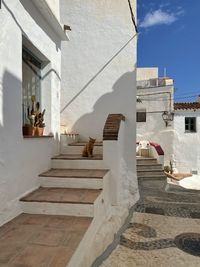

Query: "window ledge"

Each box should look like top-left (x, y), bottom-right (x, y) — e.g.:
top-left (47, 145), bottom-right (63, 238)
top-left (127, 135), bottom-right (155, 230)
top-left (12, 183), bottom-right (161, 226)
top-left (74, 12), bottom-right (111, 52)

top-left (30, 0), bottom-right (69, 41)
top-left (23, 135), bottom-right (54, 139)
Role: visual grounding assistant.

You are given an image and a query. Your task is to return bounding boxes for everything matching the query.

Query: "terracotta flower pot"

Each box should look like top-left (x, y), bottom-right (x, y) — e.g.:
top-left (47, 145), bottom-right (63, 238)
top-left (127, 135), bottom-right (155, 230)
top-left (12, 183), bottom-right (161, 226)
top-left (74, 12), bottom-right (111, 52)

top-left (35, 127), bottom-right (44, 136)
top-left (23, 125), bottom-right (35, 136)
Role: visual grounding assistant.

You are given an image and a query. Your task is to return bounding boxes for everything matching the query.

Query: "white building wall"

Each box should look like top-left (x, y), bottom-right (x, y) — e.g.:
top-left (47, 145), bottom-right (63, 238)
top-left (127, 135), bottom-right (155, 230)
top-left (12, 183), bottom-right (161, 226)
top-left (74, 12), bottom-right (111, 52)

top-left (60, 0), bottom-right (137, 141)
top-left (0, 0), bottom-right (62, 225)
top-left (137, 67), bottom-right (158, 81)
top-left (173, 111), bottom-right (200, 173)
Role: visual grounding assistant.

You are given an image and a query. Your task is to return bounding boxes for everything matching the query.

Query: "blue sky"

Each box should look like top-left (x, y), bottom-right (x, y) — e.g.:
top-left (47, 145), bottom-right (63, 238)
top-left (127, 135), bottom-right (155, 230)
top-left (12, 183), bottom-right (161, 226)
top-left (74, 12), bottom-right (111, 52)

top-left (137, 0), bottom-right (200, 102)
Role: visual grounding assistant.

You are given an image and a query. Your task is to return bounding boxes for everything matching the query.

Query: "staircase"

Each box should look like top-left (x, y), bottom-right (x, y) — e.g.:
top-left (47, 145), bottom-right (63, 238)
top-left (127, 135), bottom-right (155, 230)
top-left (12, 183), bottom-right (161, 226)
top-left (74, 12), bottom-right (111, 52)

top-left (19, 140), bottom-right (111, 266)
top-left (137, 156), bottom-right (166, 180)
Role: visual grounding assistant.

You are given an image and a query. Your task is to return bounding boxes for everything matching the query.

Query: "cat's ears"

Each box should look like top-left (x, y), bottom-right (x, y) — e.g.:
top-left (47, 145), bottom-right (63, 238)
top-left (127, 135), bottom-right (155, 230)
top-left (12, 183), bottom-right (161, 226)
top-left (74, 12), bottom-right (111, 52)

top-left (89, 136), bottom-right (96, 141)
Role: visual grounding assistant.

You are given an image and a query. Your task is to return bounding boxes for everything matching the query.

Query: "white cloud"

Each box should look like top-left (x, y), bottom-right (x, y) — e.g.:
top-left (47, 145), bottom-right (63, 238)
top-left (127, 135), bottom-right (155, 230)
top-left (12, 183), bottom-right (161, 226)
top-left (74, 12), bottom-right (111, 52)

top-left (159, 3), bottom-right (170, 8)
top-left (140, 9), bottom-right (177, 28)
top-left (176, 9), bottom-right (185, 16)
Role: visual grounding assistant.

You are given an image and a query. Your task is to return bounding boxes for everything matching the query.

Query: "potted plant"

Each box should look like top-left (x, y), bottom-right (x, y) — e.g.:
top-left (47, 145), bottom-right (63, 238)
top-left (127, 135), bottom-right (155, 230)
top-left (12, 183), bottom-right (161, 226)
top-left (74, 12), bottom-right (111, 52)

top-left (34, 108), bottom-right (45, 136)
top-left (22, 96), bottom-right (45, 136)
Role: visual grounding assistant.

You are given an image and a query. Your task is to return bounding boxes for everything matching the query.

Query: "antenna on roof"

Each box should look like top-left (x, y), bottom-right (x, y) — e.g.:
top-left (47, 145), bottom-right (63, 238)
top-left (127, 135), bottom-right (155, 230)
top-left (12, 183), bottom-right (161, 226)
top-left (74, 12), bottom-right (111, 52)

top-left (164, 67), bottom-right (167, 77)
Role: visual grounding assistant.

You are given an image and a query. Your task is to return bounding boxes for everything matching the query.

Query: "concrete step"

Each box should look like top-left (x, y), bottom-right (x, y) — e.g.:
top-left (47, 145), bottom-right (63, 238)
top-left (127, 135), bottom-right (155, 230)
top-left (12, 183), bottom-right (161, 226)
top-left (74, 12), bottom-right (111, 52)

top-left (39, 168), bottom-right (109, 189)
top-left (51, 155), bottom-right (106, 169)
top-left (20, 187), bottom-right (102, 217)
top-left (136, 157), bottom-right (157, 165)
top-left (137, 174), bottom-right (167, 180)
top-left (69, 141), bottom-right (102, 146)
top-left (61, 142), bottom-right (103, 155)
top-left (52, 154), bottom-right (103, 160)
top-left (137, 164), bottom-right (163, 171)
top-left (137, 170), bottom-right (164, 177)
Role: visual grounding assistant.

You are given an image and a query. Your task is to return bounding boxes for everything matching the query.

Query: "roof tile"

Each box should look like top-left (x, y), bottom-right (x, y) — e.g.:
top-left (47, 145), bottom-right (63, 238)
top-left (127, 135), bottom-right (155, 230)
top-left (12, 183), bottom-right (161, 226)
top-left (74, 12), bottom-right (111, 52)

top-left (174, 102), bottom-right (200, 110)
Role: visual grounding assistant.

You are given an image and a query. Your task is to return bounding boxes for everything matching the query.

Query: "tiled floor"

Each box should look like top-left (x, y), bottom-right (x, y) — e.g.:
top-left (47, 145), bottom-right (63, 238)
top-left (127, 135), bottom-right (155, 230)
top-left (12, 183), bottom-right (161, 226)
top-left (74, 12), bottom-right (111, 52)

top-left (0, 214), bottom-right (92, 266)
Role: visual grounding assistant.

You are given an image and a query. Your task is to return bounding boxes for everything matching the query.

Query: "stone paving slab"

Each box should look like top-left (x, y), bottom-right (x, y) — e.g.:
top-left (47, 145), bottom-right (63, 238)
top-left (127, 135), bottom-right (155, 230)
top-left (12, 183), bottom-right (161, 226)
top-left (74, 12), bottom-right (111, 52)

top-left (0, 214), bottom-right (92, 266)
top-left (39, 168), bottom-right (108, 178)
top-left (20, 187), bottom-right (101, 204)
top-left (101, 212), bottom-right (200, 267)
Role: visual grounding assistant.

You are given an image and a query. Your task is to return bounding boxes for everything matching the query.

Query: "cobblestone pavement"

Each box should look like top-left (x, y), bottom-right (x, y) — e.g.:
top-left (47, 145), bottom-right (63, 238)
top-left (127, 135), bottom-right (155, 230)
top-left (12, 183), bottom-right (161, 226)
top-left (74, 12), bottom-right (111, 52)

top-left (101, 179), bottom-right (200, 267)
top-left (135, 179), bottom-right (200, 218)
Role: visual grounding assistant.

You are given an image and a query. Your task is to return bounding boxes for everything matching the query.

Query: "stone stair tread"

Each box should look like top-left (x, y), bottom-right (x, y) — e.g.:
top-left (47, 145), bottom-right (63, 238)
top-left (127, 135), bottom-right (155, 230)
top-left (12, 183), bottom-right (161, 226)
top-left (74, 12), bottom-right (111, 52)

top-left (137, 170), bottom-right (164, 173)
top-left (138, 175), bottom-right (167, 179)
top-left (137, 162), bottom-right (158, 165)
top-left (137, 159), bottom-right (157, 162)
top-left (69, 142), bottom-right (103, 146)
top-left (0, 213), bottom-right (92, 266)
top-left (136, 156), bottom-right (156, 160)
top-left (20, 187), bottom-right (101, 204)
top-left (39, 168), bottom-right (108, 178)
top-left (137, 164), bottom-right (162, 166)
top-left (52, 154), bottom-right (103, 160)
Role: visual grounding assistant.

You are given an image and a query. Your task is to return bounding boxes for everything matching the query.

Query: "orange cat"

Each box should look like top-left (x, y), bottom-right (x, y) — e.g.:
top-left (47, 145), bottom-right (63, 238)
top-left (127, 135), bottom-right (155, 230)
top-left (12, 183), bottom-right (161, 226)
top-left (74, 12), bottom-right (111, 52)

top-left (82, 137), bottom-right (96, 157)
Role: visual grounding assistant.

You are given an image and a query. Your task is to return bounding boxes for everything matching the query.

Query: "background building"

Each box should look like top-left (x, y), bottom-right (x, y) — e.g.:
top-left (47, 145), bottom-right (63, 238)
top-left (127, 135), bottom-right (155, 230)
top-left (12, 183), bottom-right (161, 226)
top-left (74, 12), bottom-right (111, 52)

top-left (173, 100), bottom-right (200, 173)
top-left (136, 67), bottom-right (174, 164)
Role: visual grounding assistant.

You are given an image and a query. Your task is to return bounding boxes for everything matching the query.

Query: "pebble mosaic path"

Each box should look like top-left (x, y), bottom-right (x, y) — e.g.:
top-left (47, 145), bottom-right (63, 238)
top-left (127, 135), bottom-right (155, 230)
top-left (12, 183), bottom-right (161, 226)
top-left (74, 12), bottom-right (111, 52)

top-left (101, 178), bottom-right (200, 267)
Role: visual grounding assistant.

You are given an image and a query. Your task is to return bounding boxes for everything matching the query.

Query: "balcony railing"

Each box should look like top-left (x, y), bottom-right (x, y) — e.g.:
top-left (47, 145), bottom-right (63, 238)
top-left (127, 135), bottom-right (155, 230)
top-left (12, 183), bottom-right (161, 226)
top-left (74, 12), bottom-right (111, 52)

top-left (137, 78), bottom-right (173, 89)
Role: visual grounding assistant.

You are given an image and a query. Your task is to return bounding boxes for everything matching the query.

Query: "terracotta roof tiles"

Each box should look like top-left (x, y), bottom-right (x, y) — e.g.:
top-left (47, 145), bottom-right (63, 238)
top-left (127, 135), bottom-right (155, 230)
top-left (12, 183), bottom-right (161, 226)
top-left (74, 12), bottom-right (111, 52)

top-left (174, 102), bottom-right (200, 110)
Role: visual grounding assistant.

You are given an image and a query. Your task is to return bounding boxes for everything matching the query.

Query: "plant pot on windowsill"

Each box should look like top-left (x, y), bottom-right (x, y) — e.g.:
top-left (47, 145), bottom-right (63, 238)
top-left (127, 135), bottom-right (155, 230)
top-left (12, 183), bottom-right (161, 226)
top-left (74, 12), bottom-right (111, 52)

top-left (22, 125), bottom-right (35, 136)
top-left (34, 127), bottom-right (44, 136)
top-left (34, 121), bottom-right (45, 136)
top-left (23, 100), bottom-right (46, 137)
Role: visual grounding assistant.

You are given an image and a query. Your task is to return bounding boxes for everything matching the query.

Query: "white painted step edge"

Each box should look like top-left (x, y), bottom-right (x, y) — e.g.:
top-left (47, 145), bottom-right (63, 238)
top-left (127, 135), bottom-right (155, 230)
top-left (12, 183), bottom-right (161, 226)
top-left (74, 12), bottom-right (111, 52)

top-left (20, 202), bottom-right (94, 217)
top-left (51, 159), bottom-right (107, 169)
top-left (40, 176), bottom-right (103, 189)
top-left (61, 146), bottom-right (103, 155)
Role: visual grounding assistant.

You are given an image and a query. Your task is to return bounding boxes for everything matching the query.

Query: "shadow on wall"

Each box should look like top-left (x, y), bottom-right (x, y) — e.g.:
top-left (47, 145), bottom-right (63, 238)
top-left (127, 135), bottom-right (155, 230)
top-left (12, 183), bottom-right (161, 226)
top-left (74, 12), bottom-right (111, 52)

top-left (0, 70), bottom-right (22, 204)
top-left (1, 71), bottom-right (22, 139)
top-left (71, 71), bottom-right (136, 140)
top-left (60, 35), bottom-right (137, 114)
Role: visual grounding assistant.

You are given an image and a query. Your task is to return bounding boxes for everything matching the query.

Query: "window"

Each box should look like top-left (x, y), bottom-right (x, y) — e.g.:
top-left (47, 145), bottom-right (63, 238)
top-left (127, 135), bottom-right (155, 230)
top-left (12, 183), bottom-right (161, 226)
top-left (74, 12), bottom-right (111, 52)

top-left (185, 117), bottom-right (196, 132)
top-left (22, 47), bottom-right (42, 125)
top-left (137, 111), bottom-right (146, 122)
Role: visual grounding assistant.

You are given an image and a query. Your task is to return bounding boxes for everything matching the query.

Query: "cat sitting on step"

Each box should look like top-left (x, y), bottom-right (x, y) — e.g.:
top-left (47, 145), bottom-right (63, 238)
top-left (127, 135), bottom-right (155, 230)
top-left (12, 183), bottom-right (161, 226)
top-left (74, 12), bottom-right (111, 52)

top-left (82, 137), bottom-right (96, 157)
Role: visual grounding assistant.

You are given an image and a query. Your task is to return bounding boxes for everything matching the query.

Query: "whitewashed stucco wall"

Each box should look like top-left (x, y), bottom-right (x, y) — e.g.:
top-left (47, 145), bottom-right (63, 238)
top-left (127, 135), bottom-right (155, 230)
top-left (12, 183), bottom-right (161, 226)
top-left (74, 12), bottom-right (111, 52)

top-left (0, 0), bottom-right (62, 225)
top-left (173, 111), bottom-right (200, 173)
top-left (136, 85), bottom-right (174, 164)
top-left (60, 0), bottom-right (137, 141)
